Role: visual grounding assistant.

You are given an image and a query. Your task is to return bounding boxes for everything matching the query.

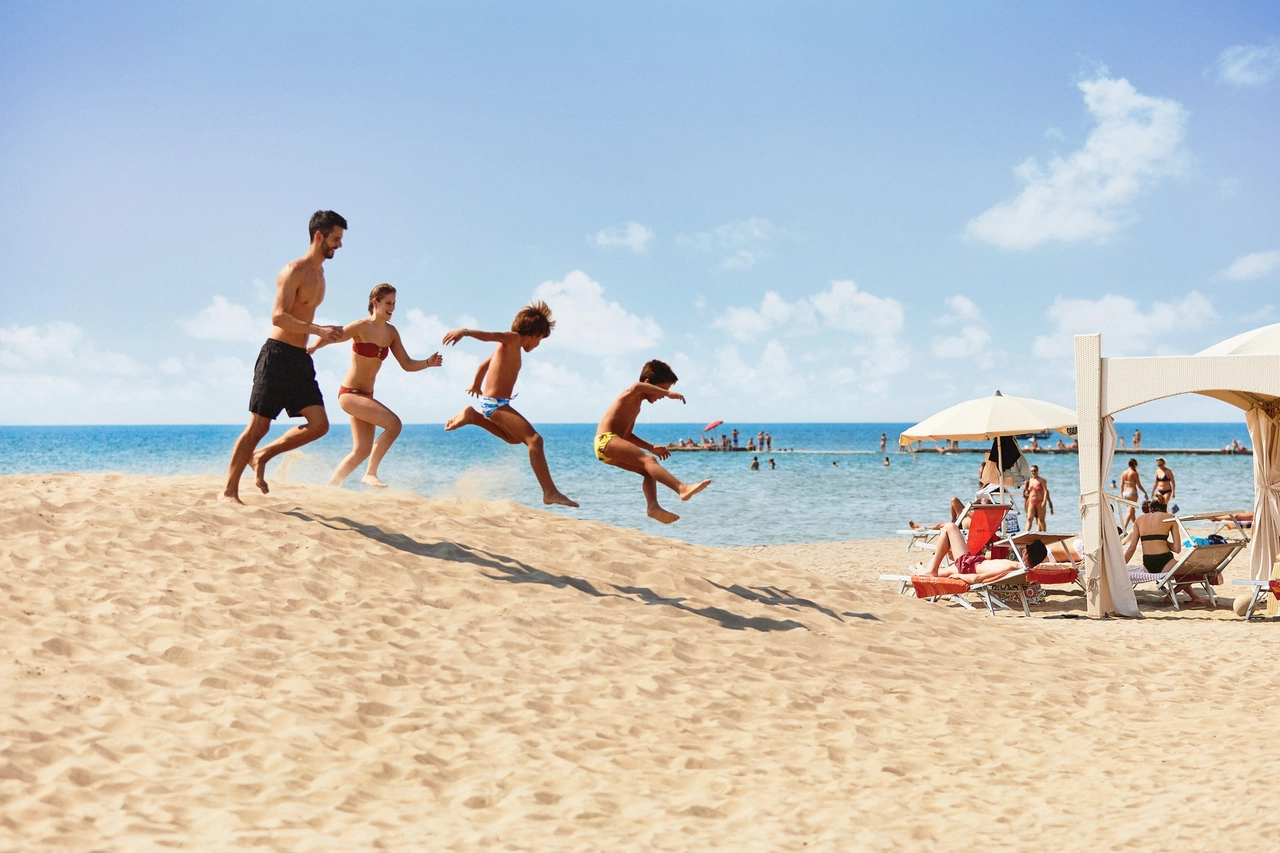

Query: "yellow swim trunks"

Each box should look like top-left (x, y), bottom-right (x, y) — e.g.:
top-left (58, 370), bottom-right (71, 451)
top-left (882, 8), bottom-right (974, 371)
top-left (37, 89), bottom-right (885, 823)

top-left (594, 432), bottom-right (617, 464)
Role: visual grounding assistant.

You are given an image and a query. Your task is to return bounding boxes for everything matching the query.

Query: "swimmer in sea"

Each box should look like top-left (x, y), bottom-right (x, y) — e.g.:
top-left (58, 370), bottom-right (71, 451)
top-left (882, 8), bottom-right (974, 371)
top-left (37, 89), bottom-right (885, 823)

top-left (308, 283), bottom-right (443, 488)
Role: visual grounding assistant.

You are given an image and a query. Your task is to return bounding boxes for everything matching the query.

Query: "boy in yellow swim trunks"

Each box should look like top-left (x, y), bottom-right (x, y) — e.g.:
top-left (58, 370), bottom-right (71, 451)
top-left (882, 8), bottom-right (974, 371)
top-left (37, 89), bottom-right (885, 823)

top-left (595, 360), bottom-right (712, 524)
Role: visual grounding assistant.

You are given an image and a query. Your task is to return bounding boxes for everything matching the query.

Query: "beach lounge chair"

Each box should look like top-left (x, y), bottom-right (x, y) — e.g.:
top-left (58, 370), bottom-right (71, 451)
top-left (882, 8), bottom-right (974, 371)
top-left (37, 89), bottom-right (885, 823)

top-left (896, 486), bottom-right (1007, 553)
top-left (909, 568), bottom-right (1033, 616)
top-left (1128, 542), bottom-right (1243, 610)
top-left (1230, 578), bottom-right (1280, 620)
top-left (882, 503), bottom-right (1030, 614)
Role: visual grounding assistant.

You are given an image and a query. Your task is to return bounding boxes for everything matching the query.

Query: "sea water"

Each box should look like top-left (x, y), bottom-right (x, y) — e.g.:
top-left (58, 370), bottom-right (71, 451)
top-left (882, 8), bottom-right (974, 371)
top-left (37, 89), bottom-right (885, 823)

top-left (0, 422), bottom-right (1255, 547)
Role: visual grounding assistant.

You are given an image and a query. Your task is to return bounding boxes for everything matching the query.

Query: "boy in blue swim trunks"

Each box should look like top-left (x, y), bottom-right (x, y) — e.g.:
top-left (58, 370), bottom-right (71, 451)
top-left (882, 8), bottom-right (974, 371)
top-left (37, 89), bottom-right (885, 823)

top-left (443, 302), bottom-right (578, 508)
top-left (595, 360), bottom-right (711, 524)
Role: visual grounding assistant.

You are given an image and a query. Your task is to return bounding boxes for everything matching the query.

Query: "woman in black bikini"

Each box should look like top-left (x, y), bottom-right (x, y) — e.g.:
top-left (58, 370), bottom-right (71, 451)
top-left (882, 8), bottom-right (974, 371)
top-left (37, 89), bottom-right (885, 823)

top-left (1153, 457), bottom-right (1175, 506)
top-left (1123, 498), bottom-right (1207, 607)
top-left (309, 284), bottom-right (442, 487)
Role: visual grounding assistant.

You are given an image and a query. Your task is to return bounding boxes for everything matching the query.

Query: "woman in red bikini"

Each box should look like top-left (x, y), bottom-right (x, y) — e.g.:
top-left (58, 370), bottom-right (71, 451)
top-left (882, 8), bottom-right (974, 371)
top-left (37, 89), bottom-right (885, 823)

top-left (308, 283), bottom-right (442, 487)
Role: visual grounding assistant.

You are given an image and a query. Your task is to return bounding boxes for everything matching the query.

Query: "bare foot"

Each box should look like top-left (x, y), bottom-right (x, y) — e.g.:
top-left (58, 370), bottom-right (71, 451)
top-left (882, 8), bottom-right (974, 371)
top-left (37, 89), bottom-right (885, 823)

top-left (250, 452), bottom-right (270, 494)
top-left (219, 492), bottom-right (245, 506)
top-left (678, 479), bottom-right (712, 501)
top-left (543, 491), bottom-right (580, 508)
top-left (361, 474), bottom-right (389, 489)
top-left (908, 520), bottom-right (922, 529)
top-left (647, 505), bottom-right (680, 524)
top-left (445, 406), bottom-right (483, 431)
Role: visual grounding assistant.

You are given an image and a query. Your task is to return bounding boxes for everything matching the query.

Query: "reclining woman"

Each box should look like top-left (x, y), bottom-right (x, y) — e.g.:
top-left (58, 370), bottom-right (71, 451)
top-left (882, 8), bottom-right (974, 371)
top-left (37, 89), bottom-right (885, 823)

top-left (913, 521), bottom-right (1048, 583)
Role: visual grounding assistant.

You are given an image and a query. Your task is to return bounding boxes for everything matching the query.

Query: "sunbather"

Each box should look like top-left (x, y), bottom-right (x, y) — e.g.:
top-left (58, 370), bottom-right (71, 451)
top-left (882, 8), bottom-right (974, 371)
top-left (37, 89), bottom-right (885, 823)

top-left (1123, 499), bottom-right (1208, 607)
top-left (912, 522), bottom-right (1047, 583)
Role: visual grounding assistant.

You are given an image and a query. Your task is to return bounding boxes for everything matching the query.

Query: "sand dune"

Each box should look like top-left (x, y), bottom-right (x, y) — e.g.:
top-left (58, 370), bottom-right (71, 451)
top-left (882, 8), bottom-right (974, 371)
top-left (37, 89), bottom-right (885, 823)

top-left (2, 473), bottom-right (1278, 851)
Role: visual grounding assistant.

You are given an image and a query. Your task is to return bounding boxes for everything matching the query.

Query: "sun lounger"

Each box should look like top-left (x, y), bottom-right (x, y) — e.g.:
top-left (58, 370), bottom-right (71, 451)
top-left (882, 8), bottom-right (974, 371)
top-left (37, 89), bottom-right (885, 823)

top-left (1230, 578), bottom-right (1280, 620)
top-left (1128, 542), bottom-right (1242, 610)
top-left (879, 567), bottom-right (1032, 616)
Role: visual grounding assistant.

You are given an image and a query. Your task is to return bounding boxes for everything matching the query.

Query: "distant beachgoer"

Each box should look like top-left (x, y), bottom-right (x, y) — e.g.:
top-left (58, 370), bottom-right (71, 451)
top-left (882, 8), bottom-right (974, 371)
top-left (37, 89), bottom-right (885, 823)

top-left (222, 210), bottom-right (347, 505)
top-left (443, 301), bottom-right (578, 508)
top-left (732, 428), bottom-right (739, 448)
top-left (1055, 438), bottom-right (1066, 450)
top-left (1133, 428), bottom-right (1142, 449)
top-left (747, 437), bottom-right (757, 451)
top-left (1118, 436), bottom-right (1126, 449)
top-left (1153, 457), bottom-right (1175, 505)
top-left (880, 432), bottom-right (887, 452)
top-left (1124, 499), bottom-right (1207, 607)
top-left (1119, 457), bottom-right (1148, 530)
top-left (308, 284), bottom-right (442, 488)
top-left (914, 522), bottom-right (1047, 581)
top-left (1022, 465), bottom-right (1053, 532)
top-left (768, 457), bottom-right (776, 469)
top-left (883, 456), bottom-right (890, 467)
top-left (765, 432), bottom-right (772, 450)
top-left (750, 456), bottom-right (760, 471)
top-left (593, 359), bottom-right (710, 523)
top-left (832, 461), bottom-right (839, 467)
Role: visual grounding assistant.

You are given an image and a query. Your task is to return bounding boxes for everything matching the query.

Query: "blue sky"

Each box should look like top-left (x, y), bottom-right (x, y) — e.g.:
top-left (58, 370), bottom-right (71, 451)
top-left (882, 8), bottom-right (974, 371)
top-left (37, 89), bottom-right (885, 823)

top-left (2, 1), bottom-right (1278, 425)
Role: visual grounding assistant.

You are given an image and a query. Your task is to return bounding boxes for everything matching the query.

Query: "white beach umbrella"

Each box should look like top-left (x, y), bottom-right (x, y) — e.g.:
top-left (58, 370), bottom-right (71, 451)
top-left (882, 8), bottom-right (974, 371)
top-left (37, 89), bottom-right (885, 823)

top-left (898, 391), bottom-right (1077, 446)
top-left (899, 391), bottom-right (1078, 508)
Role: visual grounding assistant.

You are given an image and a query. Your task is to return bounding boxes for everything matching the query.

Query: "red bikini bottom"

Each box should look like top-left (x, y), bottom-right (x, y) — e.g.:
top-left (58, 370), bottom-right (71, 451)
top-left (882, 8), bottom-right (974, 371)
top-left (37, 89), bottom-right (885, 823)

top-left (338, 386), bottom-right (373, 399)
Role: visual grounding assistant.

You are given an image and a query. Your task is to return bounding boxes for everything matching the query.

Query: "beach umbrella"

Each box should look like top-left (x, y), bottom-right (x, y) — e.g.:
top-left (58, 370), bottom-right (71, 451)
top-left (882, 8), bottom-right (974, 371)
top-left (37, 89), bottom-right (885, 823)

top-left (703, 420), bottom-right (724, 432)
top-left (899, 391), bottom-right (1077, 505)
top-left (898, 391), bottom-right (1076, 446)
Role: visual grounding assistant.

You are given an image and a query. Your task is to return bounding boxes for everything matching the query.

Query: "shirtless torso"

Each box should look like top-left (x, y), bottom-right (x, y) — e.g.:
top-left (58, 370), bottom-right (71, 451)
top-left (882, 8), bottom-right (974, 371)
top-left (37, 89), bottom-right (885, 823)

top-left (269, 257), bottom-right (328, 348)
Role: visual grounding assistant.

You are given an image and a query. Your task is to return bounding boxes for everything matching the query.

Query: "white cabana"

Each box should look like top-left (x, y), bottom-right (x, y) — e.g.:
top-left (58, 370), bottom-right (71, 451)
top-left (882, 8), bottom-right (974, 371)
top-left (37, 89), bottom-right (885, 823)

top-left (1074, 327), bottom-right (1280, 618)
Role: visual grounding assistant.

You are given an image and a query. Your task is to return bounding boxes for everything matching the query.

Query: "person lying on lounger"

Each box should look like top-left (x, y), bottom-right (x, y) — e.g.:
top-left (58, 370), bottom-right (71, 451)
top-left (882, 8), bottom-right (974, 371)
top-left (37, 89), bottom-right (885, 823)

top-left (912, 522), bottom-right (1048, 583)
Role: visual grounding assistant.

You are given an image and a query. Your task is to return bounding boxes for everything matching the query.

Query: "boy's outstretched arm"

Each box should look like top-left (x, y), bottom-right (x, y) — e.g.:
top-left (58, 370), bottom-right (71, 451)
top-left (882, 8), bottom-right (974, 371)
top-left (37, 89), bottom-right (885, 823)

top-left (628, 382), bottom-right (685, 404)
top-left (442, 328), bottom-right (517, 346)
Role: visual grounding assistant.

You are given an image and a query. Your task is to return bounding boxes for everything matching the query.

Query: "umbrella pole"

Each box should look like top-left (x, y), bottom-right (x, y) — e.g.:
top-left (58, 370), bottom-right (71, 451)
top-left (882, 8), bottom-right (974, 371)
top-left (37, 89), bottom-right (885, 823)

top-left (997, 441), bottom-right (1004, 505)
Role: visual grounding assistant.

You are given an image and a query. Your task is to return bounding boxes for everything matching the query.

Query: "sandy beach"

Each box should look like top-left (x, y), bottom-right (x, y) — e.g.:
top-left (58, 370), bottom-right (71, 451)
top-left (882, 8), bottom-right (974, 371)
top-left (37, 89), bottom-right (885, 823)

top-left (2, 473), bottom-right (1278, 851)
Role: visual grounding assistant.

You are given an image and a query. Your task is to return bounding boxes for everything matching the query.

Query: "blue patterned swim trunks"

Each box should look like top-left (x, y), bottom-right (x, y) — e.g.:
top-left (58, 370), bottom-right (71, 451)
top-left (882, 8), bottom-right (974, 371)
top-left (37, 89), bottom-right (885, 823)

top-left (480, 396), bottom-right (512, 419)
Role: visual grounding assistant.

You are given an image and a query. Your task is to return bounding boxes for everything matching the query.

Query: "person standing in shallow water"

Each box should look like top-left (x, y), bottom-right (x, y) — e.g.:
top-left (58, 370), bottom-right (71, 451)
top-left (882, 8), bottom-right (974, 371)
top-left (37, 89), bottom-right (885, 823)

top-left (222, 210), bottom-right (347, 505)
top-left (308, 283), bottom-right (443, 489)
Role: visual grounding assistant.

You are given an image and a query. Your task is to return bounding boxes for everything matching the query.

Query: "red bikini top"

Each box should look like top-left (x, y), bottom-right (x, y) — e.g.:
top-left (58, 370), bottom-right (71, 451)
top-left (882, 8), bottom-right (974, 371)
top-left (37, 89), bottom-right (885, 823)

top-left (353, 341), bottom-right (390, 361)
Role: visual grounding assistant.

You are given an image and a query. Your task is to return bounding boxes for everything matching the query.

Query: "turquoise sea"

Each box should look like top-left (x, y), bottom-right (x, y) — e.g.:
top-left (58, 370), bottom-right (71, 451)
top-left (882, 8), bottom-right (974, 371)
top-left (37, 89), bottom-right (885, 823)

top-left (0, 422), bottom-right (1255, 547)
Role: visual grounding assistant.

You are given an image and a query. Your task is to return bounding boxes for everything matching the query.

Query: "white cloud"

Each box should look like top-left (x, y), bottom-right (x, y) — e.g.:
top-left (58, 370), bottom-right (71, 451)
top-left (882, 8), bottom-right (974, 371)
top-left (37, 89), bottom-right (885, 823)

top-left (532, 270), bottom-right (662, 356)
top-left (0, 321), bottom-right (143, 375)
top-left (710, 280), bottom-right (910, 390)
top-left (1214, 41), bottom-right (1280, 87)
top-left (679, 217), bottom-right (775, 270)
top-left (179, 296), bottom-right (270, 342)
top-left (593, 221), bottom-right (654, 253)
top-left (810, 280), bottom-right (903, 334)
top-left (966, 71), bottom-right (1188, 250)
top-left (931, 295), bottom-right (995, 366)
top-left (1222, 249), bottom-right (1280, 281)
top-left (1031, 292), bottom-right (1217, 359)
top-left (715, 280), bottom-right (903, 342)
